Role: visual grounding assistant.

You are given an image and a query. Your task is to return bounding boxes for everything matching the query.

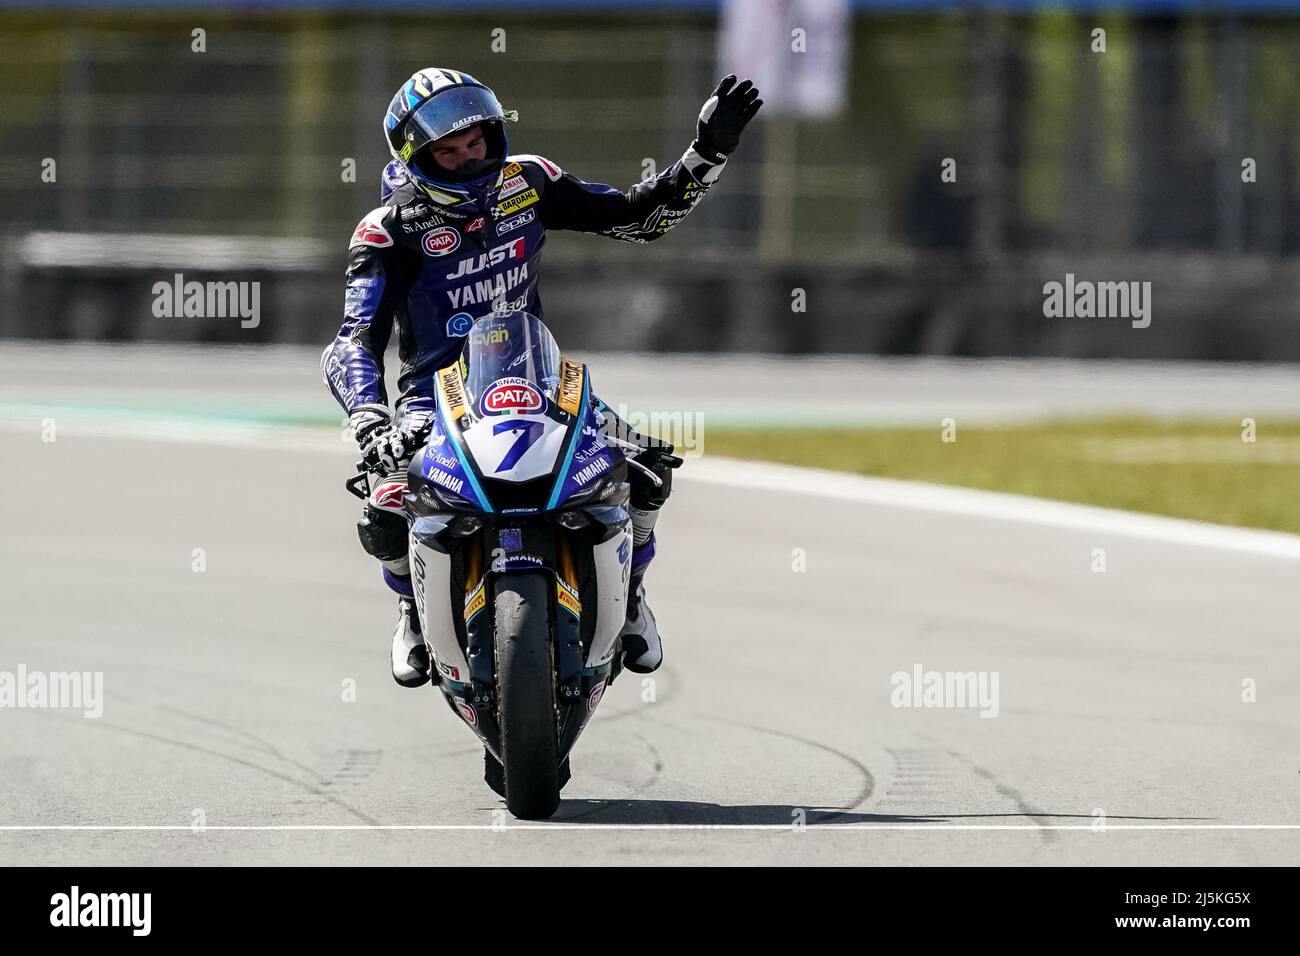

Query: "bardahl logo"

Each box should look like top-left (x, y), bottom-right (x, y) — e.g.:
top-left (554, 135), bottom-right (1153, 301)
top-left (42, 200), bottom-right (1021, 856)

top-left (438, 364), bottom-right (468, 419)
top-left (494, 188), bottom-right (538, 218)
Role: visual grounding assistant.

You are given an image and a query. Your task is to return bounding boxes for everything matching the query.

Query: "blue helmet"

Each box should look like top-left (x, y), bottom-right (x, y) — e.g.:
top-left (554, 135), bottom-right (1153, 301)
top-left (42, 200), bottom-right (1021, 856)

top-left (384, 68), bottom-right (515, 200)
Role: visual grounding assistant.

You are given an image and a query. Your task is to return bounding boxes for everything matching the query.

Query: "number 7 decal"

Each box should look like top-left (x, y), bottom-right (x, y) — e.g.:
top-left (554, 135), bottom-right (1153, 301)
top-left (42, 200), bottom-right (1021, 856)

top-left (492, 419), bottom-right (545, 473)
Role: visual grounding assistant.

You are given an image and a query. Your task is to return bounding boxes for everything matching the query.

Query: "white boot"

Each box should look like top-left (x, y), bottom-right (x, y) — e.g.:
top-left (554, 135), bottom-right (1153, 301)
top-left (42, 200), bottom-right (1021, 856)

top-left (618, 580), bottom-right (662, 674)
top-left (391, 597), bottom-right (432, 687)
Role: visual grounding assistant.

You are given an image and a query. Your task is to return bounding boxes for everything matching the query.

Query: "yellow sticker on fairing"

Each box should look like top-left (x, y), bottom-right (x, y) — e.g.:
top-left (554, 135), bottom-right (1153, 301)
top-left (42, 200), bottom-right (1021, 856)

top-left (501, 162), bottom-right (523, 178)
top-left (557, 580), bottom-right (581, 619)
top-left (464, 581), bottom-right (486, 622)
top-left (437, 362), bottom-right (468, 422)
top-left (557, 358), bottom-right (584, 417)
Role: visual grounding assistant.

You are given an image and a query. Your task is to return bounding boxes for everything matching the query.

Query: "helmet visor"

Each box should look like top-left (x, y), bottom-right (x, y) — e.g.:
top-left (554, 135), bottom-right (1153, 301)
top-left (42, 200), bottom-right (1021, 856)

top-left (406, 86), bottom-right (505, 153)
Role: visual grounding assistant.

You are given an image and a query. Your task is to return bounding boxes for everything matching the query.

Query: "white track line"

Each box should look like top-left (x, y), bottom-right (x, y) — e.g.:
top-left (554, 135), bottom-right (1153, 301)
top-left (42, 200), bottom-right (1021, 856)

top-left (6, 414), bottom-right (1300, 561)
top-left (682, 457), bottom-right (1300, 561)
top-left (2, 825), bottom-right (1300, 832)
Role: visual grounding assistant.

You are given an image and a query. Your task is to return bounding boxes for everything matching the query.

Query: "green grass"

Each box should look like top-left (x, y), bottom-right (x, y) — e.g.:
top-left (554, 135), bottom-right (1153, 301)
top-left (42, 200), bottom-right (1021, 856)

top-left (700, 418), bottom-right (1300, 535)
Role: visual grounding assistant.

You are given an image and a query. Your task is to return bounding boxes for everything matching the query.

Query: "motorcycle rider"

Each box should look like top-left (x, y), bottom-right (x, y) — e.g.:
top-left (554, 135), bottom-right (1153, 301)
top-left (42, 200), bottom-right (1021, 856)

top-left (321, 67), bottom-right (762, 687)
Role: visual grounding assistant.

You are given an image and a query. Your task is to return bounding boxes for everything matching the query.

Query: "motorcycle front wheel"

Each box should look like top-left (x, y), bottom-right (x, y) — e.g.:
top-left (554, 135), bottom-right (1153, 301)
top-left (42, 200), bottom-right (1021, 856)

top-left (493, 572), bottom-right (561, 819)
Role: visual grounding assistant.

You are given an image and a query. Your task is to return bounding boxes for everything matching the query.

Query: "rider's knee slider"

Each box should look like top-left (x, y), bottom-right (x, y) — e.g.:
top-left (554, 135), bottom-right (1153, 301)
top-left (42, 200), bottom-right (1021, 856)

top-left (357, 505), bottom-right (407, 561)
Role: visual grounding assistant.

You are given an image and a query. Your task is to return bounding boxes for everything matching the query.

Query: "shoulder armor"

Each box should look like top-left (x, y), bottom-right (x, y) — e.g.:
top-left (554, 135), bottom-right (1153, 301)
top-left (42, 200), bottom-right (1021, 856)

top-left (350, 206), bottom-right (397, 249)
top-left (506, 153), bottom-right (563, 182)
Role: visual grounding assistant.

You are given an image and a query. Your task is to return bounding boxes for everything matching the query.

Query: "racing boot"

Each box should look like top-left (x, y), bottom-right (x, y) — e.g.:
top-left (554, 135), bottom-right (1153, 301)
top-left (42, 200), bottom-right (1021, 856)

top-left (391, 596), bottom-right (433, 687)
top-left (618, 575), bottom-right (662, 674)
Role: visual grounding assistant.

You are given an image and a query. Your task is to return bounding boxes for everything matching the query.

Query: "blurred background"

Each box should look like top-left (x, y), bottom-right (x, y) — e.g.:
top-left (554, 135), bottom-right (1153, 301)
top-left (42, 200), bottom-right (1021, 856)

top-left (7, 3), bottom-right (1300, 868)
top-left (2, 0), bottom-right (1298, 358)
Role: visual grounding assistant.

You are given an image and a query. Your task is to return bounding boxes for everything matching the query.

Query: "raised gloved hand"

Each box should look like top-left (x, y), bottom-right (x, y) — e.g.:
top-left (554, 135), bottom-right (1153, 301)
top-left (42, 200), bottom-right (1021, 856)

top-left (694, 74), bottom-right (763, 163)
top-left (350, 404), bottom-right (411, 475)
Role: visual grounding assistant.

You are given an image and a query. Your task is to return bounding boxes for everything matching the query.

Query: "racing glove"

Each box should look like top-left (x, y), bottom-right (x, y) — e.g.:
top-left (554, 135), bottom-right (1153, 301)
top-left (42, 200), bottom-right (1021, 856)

top-left (350, 404), bottom-right (411, 475)
top-left (630, 444), bottom-right (683, 511)
top-left (693, 74), bottom-right (763, 164)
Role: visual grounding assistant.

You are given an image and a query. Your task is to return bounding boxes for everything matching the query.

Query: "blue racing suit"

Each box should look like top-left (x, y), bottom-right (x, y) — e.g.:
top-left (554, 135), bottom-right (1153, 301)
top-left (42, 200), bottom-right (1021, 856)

top-left (322, 144), bottom-right (724, 593)
top-left (321, 145), bottom-right (729, 419)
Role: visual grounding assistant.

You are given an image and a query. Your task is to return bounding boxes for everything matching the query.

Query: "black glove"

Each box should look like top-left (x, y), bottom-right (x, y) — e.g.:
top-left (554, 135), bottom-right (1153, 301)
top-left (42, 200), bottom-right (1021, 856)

top-left (694, 74), bottom-right (763, 163)
top-left (630, 444), bottom-right (683, 511)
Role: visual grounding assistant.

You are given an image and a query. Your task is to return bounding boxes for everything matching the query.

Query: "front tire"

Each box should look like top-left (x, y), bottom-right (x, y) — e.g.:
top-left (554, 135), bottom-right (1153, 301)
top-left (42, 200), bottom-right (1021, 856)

top-left (494, 573), bottom-right (561, 819)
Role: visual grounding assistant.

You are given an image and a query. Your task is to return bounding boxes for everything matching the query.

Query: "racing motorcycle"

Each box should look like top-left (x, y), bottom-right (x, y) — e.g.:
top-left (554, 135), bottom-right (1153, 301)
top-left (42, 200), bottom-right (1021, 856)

top-left (346, 310), bottom-right (658, 819)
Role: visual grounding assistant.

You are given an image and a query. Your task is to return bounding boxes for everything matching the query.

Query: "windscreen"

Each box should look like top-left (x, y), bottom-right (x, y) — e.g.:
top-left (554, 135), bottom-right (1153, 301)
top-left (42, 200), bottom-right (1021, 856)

top-left (460, 311), bottom-right (562, 418)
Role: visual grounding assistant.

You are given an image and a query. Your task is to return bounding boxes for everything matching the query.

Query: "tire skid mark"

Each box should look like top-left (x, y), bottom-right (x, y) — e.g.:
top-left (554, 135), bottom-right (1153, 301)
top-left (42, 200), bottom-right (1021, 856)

top-left (80, 719), bottom-right (385, 828)
top-left (158, 706), bottom-right (333, 785)
top-left (383, 659), bottom-right (683, 778)
top-left (949, 748), bottom-right (1058, 844)
top-left (652, 712), bottom-right (876, 823)
top-left (550, 732), bottom-right (666, 823)
top-left (876, 746), bottom-right (1057, 844)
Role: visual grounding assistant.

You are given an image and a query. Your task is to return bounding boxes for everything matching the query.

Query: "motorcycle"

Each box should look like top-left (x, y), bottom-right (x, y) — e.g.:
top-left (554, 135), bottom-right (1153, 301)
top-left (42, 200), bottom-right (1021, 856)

top-left (346, 310), bottom-right (659, 819)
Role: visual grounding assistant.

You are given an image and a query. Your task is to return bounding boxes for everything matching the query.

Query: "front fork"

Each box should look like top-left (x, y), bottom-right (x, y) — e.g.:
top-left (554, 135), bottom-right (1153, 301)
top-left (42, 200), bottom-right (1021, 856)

top-left (461, 533), bottom-right (585, 710)
top-left (452, 527), bottom-right (619, 761)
